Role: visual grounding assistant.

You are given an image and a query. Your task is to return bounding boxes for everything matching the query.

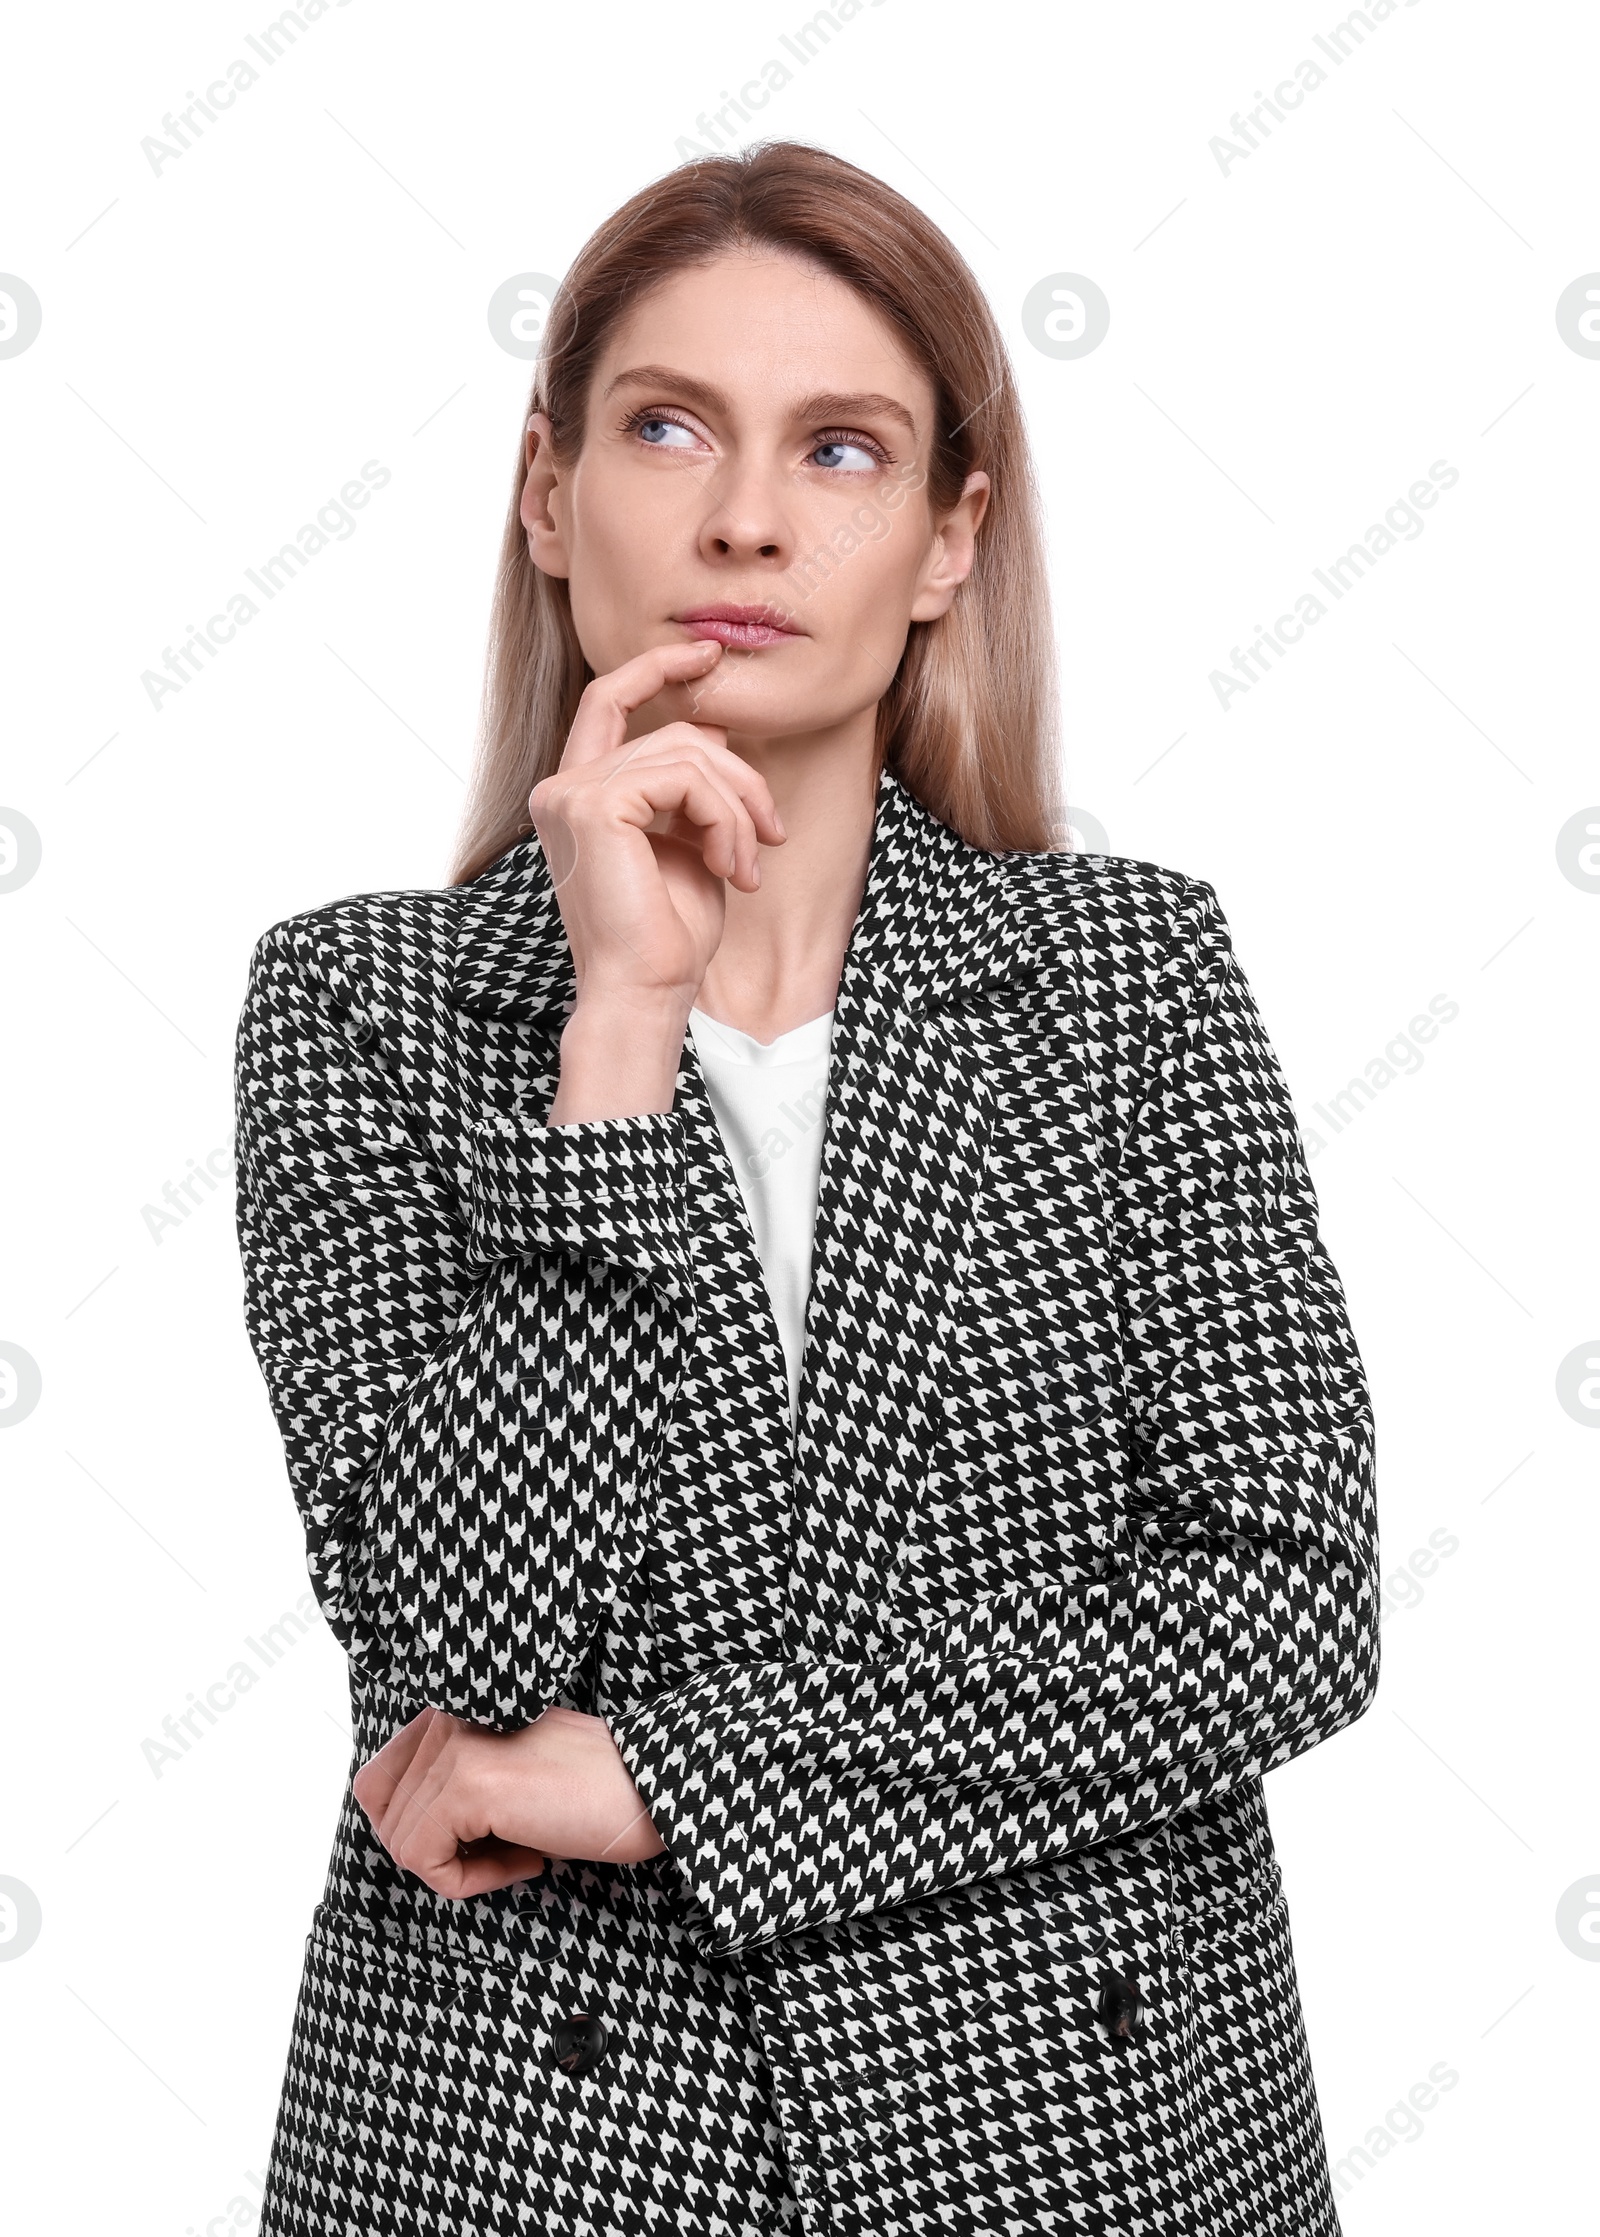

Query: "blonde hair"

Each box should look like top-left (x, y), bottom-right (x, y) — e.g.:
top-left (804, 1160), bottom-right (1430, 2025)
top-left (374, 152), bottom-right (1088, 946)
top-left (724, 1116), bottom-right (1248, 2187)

top-left (452, 140), bottom-right (1063, 883)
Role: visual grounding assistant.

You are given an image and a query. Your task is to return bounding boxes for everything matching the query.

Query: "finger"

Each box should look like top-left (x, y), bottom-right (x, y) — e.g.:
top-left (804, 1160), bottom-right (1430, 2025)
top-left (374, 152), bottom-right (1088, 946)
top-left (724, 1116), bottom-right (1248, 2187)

top-left (602, 727), bottom-right (787, 884)
top-left (358, 1705), bottom-right (449, 1821)
top-left (607, 725), bottom-right (786, 848)
top-left (604, 744), bottom-right (761, 888)
top-left (361, 1713), bottom-right (460, 1859)
top-left (552, 752), bottom-right (756, 891)
top-left (380, 1751), bottom-right (470, 1882)
top-left (445, 1839), bottom-right (550, 1899)
top-left (351, 1706), bottom-right (436, 1820)
top-left (608, 758), bottom-right (761, 890)
top-left (532, 724), bottom-right (757, 897)
top-left (564, 641), bottom-right (725, 767)
top-left (384, 1759), bottom-right (549, 1900)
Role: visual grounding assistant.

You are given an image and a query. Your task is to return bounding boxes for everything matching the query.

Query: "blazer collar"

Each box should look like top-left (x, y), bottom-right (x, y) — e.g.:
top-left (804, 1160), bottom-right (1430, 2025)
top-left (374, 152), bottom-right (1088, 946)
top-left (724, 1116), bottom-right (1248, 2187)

top-left (449, 764), bottom-right (1052, 1024)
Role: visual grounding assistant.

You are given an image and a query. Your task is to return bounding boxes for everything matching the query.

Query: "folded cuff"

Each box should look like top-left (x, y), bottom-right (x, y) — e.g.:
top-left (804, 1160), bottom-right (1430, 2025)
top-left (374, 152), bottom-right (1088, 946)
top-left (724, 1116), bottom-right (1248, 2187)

top-left (606, 1664), bottom-right (805, 1956)
top-left (465, 1106), bottom-right (691, 1281)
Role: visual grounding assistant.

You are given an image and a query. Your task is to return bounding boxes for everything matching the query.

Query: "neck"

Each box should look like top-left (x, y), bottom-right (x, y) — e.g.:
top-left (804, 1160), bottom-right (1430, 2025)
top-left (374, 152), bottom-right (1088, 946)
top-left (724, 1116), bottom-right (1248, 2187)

top-left (691, 712), bottom-right (880, 1040)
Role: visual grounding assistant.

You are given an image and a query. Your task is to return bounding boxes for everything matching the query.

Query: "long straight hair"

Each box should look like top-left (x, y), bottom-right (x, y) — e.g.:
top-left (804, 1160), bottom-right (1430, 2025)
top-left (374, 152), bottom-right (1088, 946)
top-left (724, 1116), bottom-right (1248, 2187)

top-left (451, 141), bottom-right (1064, 883)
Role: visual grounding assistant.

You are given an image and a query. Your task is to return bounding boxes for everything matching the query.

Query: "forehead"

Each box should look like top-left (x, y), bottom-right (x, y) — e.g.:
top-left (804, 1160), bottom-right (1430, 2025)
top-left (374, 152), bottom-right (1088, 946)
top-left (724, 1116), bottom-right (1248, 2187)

top-left (595, 249), bottom-right (934, 422)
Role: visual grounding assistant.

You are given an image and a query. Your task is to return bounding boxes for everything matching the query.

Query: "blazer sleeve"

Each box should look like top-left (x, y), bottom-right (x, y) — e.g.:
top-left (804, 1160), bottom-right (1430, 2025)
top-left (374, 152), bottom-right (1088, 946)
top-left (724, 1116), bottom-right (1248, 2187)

top-left (233, 915), bottom-right (695, 1730)
top-left (605, 876), bottom-right (1381, 1958)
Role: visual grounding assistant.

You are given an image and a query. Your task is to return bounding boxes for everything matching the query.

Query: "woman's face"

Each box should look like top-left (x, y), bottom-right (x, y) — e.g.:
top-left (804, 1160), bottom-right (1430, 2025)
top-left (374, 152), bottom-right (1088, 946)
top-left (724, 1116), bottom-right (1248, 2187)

top-left (520, 249), bottom-right (988, 744)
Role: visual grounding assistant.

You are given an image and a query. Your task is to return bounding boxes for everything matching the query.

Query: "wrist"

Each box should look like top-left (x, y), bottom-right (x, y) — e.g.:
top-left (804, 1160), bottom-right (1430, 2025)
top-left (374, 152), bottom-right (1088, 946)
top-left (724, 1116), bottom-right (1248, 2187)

top-left (547, 992), bottom-right (692, 1124)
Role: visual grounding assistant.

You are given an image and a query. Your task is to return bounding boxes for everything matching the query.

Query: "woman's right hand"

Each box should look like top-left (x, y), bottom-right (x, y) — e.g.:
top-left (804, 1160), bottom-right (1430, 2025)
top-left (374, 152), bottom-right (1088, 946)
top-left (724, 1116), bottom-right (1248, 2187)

top-left (528, 640), bottom-right (786, 1123)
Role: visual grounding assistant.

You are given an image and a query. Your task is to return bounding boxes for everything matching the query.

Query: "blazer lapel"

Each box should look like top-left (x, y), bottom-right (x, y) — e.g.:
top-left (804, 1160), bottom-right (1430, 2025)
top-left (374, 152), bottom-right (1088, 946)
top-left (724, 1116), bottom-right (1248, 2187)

top-left (785, 770), bottom-right (1055, 1656)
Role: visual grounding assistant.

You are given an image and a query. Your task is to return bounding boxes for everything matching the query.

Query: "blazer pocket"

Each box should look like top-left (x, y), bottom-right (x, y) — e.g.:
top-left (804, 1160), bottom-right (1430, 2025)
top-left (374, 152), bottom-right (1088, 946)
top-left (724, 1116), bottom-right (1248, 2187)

top-left (265, 1894), bottom-right (798, 2237)
top-left (751, 1861), bottom-right (1195, 2231)
top-left (263, 1906), bottom-right (564, 2235)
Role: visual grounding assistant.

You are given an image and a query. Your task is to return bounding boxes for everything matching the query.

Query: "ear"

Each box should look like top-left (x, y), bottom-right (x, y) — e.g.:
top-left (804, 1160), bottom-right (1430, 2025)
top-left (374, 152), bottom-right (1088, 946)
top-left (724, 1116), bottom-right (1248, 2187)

top-left (908, 470), bottom-right (991, 623)
top-left (519, 411), bottom-right (571, 580)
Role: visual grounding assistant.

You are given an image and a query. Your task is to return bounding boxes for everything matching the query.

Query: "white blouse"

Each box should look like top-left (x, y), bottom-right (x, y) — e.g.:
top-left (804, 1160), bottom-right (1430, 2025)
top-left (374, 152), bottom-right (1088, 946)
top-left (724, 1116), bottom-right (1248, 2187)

top-left (687, 1005), bottom-right (836, 1423)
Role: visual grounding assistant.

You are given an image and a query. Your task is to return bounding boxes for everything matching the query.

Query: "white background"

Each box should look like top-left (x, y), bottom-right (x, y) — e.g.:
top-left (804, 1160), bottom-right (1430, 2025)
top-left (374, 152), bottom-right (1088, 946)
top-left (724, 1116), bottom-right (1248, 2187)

top-left (1, 1), bottom-right (1595, 2229)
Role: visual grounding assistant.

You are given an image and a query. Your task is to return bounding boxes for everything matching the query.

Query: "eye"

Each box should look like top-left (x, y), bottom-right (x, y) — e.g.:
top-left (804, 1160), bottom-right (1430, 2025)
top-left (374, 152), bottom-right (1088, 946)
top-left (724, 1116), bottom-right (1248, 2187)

top-left (633, 414), bottom-right (700, 449)
top-left (809, 434), bottom-right (884, 472)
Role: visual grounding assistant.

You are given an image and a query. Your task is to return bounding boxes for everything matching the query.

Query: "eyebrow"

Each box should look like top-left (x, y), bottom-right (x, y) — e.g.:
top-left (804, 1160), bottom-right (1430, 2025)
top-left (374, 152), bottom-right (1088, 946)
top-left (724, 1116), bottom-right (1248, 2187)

top-left (602, 364), bottom-right (919, 439)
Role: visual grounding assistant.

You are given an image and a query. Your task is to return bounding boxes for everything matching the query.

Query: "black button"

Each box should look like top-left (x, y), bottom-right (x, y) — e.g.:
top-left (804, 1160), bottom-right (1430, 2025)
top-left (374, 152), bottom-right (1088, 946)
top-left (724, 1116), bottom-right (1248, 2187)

top-left (551, 2011), bottom-right (607, 2075)
top-left (1098, 1970), bottom-right (1144, 2044)
top-left (347, 1014), bottom-right (377, 1050)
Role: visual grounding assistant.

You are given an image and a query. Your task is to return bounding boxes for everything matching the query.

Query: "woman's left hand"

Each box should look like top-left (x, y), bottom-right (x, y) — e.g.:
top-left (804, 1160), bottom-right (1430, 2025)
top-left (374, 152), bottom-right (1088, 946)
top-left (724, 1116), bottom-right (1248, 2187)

top-left (352, 1704), bottom-right (665, 1899)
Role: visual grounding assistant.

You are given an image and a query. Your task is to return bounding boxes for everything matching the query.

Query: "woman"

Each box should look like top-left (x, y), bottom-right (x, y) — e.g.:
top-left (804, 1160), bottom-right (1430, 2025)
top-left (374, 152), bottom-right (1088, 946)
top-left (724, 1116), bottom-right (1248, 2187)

top-left (235, 141), bottom-right (1379, 2237)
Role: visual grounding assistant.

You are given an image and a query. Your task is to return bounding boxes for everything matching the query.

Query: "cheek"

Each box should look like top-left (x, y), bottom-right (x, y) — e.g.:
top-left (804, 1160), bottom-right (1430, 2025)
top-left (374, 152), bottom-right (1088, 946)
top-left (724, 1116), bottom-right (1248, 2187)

top-left (560, 491), bottom-right (660, 645)
top-left (568, 485), bottom-right (646, 576)
top-left (801, 506), bottom-right (926, 630)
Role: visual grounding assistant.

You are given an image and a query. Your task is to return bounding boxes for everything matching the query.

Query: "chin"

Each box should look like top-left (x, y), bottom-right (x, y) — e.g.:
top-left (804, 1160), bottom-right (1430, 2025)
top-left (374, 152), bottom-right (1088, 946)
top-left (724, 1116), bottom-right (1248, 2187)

top-left (689, 681), bottom-right (841, 740)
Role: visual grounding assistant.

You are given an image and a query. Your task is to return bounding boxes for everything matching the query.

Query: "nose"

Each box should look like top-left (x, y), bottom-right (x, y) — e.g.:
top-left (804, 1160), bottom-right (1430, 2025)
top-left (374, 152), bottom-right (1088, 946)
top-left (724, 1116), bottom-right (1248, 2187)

top-left (693, 455), bottom-right (795, 571)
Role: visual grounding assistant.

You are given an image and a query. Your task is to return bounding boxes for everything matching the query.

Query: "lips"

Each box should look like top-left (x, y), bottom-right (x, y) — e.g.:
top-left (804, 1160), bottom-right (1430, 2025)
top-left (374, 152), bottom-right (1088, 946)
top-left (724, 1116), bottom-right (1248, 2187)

top-left (673, 603), bottom-right (804, 649)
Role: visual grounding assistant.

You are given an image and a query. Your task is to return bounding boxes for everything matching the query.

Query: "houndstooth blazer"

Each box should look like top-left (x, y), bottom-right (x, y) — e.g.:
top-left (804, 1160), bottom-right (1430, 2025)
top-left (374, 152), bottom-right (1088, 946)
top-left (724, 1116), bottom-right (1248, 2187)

top-left (234, 764), bottom-right (1380, 2237)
